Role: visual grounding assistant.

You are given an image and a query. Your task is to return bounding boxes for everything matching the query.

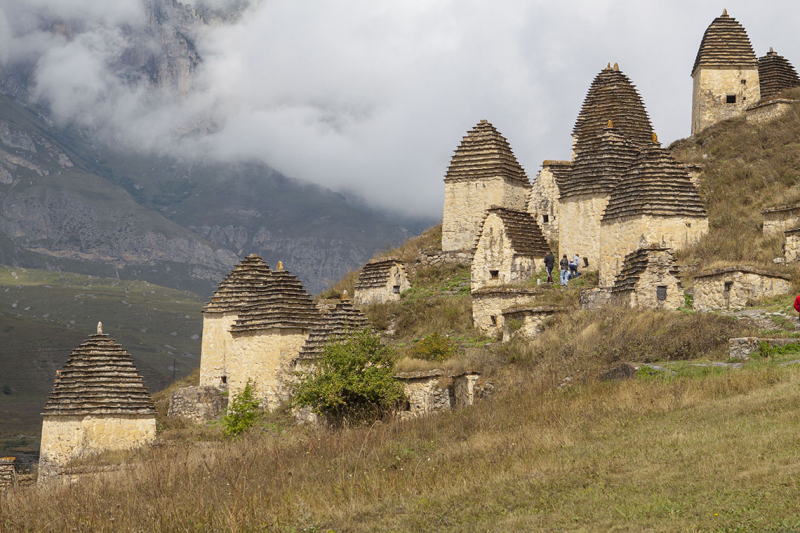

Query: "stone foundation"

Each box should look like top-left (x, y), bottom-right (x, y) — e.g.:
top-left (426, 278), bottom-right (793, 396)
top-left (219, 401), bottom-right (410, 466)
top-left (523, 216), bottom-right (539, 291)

top-left (746, 99), bottom-right (796, 125)
top-left (502, 306), bottom-right (558, 342)
top-left (168, 386), bottom-right (228, 423)
top-left (579, 287), bottom-right (612, 310)
top-left (0, 458), bottom-right (15, 490)
top-left (728, 337), bottom-right (800, 360)
top-left (471, 287), bottom-right (539, 337)
top-left (39, 414), bottom-right (156, 481)
top-left (785, 229), bottom-right (800, 262)
top-left (693, 267), bottom-right (792, 311)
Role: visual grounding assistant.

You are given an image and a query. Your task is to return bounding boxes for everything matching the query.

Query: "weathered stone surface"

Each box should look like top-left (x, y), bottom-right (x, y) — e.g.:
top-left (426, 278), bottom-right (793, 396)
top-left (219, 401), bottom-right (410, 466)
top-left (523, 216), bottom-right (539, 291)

top-left (763, 204), bottom-right (800, 235)
top-left (0, 458), bottom-right (15, 490)
top-left (442, 120), bottom-right (530, 252)
top-left (501, 306), bottom-right (559, 342)
top-left (394, 371), bottom-right (481, 419)
top-left (728, 337), bottom-right (800, 360)
top-left (579, 287), bottom-right (612, 310)
top-left (746, 99), bottom-right (797, 125)
top-left (784, 228), bottom-right (800, 263)
top-left (354, 259), bottom-right (411, 306)
top-left (572, 64), bottom-right (654, 156)
top-left (528, 161), bottom-right (569, 242)
top-left (558, 193), bottom-right (607, 270)
top-left (471, 287), bottom-right (539, 337)
top-left (472, 208), bottom-right (550, 291)
top-left (167, 386), bottom-right (227, 423)
top-left (416, 249), bottom-right (473, 268)
top-left (758, 48), bottom-right (800, 99)
top-left (691, 11), bottom-right (759, 134)
top-left (611, 246), bottom-right (684, 310)
top-left (693, 267), bottom-right (792, 311)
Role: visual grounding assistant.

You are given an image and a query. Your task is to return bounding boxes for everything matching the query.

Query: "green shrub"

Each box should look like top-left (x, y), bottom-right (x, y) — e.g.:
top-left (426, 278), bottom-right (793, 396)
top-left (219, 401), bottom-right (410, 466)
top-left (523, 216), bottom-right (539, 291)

top-left (408, 332), bottom-right (458, 362)
top-left (293, 329), bottom-right (406, 425)
top-left (222, 381), bottom-right (260, 437)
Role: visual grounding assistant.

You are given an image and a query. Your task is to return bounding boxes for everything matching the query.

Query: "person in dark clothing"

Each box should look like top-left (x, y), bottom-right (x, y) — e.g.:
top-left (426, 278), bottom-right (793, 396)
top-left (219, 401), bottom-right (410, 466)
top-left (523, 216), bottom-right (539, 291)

top-left (559, 254), bottom-right (570, 286)
top-left (544, 251), bottom-right (555, 283)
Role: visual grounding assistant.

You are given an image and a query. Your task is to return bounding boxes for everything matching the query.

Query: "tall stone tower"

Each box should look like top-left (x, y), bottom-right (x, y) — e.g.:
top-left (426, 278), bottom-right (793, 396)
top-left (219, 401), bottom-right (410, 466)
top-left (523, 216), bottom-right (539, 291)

top-left (691, 9), bottom-right (759, 135)
top-left (559, 64), bottom-right (653, 268)
top-left (441, 120), bottom-right (530, 253)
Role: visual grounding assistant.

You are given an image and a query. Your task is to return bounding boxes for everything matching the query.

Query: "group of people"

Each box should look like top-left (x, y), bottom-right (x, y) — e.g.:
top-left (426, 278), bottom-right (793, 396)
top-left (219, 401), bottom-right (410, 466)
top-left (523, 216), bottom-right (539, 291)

top-left (543, 251), bottom-right (581, 286)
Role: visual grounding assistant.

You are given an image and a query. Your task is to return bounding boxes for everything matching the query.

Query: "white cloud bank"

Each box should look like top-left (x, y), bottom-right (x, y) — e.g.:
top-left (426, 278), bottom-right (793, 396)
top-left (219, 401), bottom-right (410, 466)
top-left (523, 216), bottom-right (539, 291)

top-left (0, 0), bottom-right (798, 217)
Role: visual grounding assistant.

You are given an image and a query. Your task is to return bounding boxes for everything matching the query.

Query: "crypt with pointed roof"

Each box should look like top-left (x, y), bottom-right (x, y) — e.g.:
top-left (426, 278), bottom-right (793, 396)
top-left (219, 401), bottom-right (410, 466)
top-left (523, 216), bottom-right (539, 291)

top-left (441, 119), bottom-right (531, 253)
top-left (691, 9), bottom-right (760, 135)
top-left (200, 254), bottom-right (272, 389)
top-left (39, 324), bottom-right (156, 480)
top-left (472, 207), bottom-right (551, 291)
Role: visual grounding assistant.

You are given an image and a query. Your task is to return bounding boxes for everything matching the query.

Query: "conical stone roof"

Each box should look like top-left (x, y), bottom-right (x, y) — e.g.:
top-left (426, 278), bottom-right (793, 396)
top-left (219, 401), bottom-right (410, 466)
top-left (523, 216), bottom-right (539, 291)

top-left (297, 299), bottom-right (369, 360)
top-left (204, 254), bottom-right (272, 313)
top-left (602, 144), bottom-right (707, 221)
top-left (612, 246), bottom-right (681, 293)
top-left (229, 265), bottom-right (321, 333)
top-left (572, 65), bottom-right (653, 153)
top-left (758, 49), bottom-right (800, 99)
top-left (354, 259), bottom-right (405, 290)
top-left (444, 120), bottom-right (529, 186)
top-left (692, 10), bottom-right (757, 75)
top-left (481, 207), bottom-right (551, 256)
top-left (43, 330), bottom-right (155, 416)
top-left (559, 124), bottom-right (639, 198)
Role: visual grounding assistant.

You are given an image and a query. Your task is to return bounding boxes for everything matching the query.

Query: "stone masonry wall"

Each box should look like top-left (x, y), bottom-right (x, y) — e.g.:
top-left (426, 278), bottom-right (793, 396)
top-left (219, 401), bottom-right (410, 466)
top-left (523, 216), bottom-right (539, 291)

top-left (501, 310), bottom-right (554, 342)
top-left (452, 373), bottom-right (480, 409)
top-left (471, 213), bottom-right (536, 291)
top-left (613, 265), bottom-right (684, 310)
top-left (0, 458), bottom-right (15, 490)
top-left (528, 166), bottom-right (561, 242)
top-left (472, 290), bottom-right (538, 337)
top-left (763, 207), bottom-right (800, 235)
top-left (599, 215), bottom-right (708, 287)
top-left (785, 231), bottom-right (800, 262)
top-left (558, 193), bottom-right (607, 270)
top-left (168, 386), bottom-right (228, 423)
top-left (39, 414), bottom-right (156, 480)
top-left (746, 99), bottom-right (796, 125)
top-left (228, 329), bottom-right (309, 409)
top-left (694, 271), bottom-right (792, 311)
top-left (397, 376), bottom-right (448, 420)
top-left (442, 177), bottom-right (528, 252)
top-left (692, 67), bottom-right (760, 135)
top-left (729, 337), bottom-right (799, 360)
top-left (199, 312), bottom-right (238, 388)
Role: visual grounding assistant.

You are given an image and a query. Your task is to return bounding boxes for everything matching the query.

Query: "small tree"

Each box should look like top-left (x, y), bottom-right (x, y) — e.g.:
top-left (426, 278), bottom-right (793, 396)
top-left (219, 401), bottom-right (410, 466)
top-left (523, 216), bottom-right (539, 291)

top-left (408, 332), bottom-right (457, 362)
top-left (222, 380), bottom-right (260, 437)
top-left (293, 329), bottom-right (406, 425)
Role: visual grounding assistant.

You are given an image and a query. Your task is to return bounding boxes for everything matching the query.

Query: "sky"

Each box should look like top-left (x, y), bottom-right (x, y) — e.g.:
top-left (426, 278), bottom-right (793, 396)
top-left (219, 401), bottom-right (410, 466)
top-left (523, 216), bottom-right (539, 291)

top-left (0, 0), bottom-right (798, 219)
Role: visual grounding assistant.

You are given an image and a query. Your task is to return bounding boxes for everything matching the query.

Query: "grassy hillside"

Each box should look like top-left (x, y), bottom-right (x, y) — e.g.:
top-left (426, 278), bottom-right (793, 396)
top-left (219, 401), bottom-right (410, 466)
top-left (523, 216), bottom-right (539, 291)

top-left (0, 265), bottom-right (203, 445)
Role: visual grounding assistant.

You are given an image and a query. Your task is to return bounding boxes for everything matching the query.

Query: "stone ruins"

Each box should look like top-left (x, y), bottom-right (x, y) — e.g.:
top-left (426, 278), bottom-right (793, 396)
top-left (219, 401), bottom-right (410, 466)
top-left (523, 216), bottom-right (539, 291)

top-left (394, 370), bottom-right (482, 420)
top-left (471, 207), bottom-right (550, 292)
top-left (0, 457), bottom-right (15, 490)
top-left (762, 203), bottom-right (800, 235)
top-left (501, 306), bottom-right (559, 343)
top-left (693, 267), bottom-right (792, 311)
top-left (39, 324), bottom-right (156, 481)
top-left (610, 246), bottom-right (683, 310)
top-left (353, 259), bottom-right (411, 306)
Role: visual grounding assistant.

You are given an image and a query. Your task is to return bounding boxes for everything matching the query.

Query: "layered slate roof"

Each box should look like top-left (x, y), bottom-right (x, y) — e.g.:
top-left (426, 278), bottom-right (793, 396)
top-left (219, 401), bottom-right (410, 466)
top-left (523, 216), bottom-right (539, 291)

top-left (204, 254), bottom-right (272, 313)
top-left (43, 331), bottom-right (155, 416)
top-left (355, 259), bottom-right (405, 290)
top-left (229, 266), bottom-right (321, 333)
top-left (482, 207), bottom-right (551, 256)
top-left (444, 120), bottom-right (530, 186)
top-left (602, 144), bottom-right (707, 221)
top-left (692, 10), bottom-right (757, 75)
top-left (559, 124), bottom-right (639, 198)
top-left (297, 299), bottom-right (369, 360)
top-left (612, 246), bottom-right (680, 293)
top-left (539, 160), bottom-right (572, 191)
top-left (758, 49), bottom-right (800, 99)
top-left (572, 65), bottom-right (653, 153)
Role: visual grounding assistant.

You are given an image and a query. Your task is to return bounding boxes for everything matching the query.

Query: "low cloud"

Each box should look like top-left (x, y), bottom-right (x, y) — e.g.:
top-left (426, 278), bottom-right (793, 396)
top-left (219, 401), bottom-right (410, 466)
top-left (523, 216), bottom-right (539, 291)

top-left (1, 0), bottom-right (798, 218)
